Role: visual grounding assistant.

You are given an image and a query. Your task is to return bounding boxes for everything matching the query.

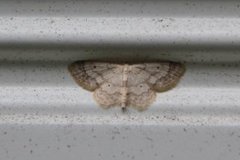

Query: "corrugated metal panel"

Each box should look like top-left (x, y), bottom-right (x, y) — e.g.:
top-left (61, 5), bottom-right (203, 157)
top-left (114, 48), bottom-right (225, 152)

top-left (0, 0), bottom-right (240, 160)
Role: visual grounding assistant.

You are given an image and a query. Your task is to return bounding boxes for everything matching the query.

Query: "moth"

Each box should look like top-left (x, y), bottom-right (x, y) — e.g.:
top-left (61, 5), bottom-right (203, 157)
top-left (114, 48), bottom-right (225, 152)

top-left (68, 61), bottom-right (185, 111)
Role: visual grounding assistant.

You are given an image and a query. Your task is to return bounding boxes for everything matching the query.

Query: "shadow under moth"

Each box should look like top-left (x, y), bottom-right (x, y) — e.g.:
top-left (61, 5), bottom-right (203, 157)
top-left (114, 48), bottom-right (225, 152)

top-left (68, 61), bottom-right (185, 111)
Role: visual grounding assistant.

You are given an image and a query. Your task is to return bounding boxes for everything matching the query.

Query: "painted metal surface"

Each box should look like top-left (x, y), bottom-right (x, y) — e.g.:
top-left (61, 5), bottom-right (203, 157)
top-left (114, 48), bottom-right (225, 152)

top-left (0, 0), bottom-right (240, 160)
